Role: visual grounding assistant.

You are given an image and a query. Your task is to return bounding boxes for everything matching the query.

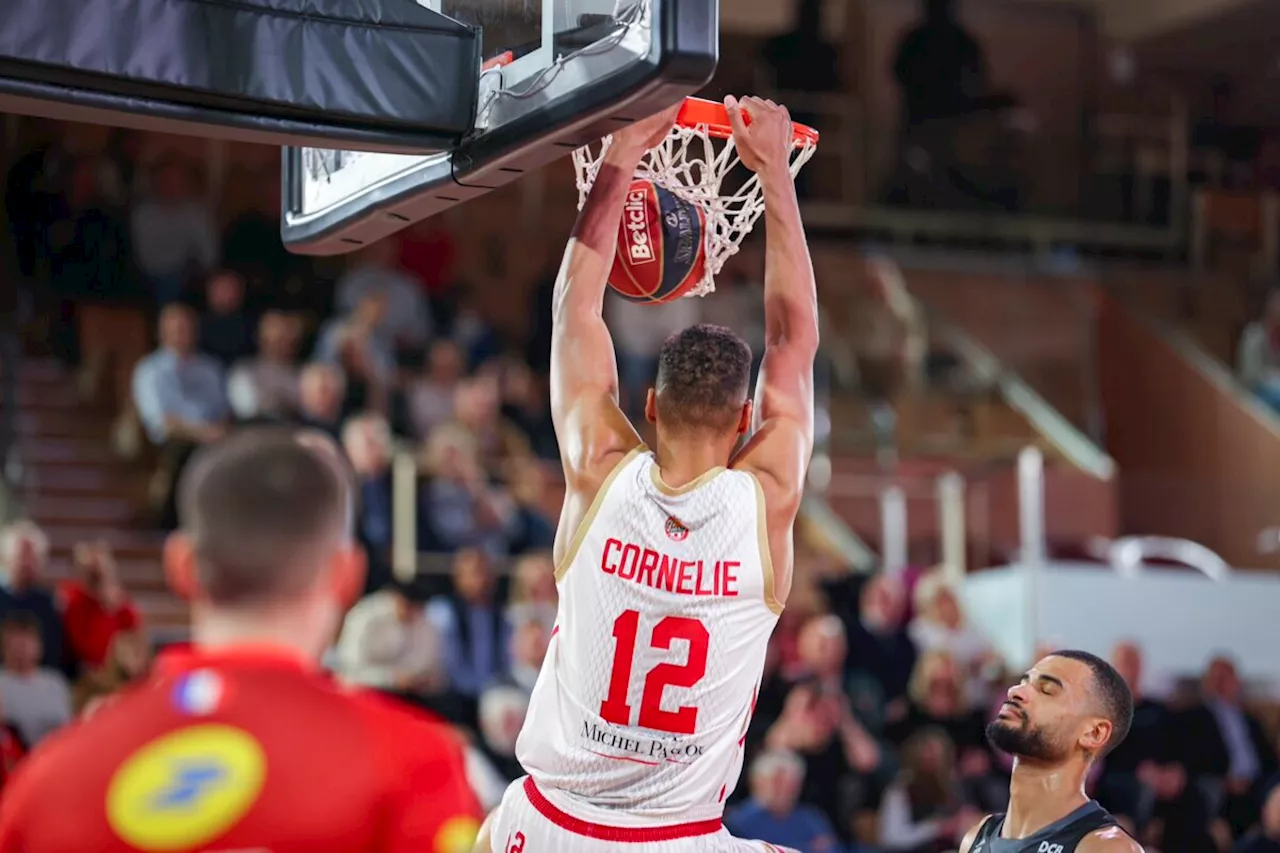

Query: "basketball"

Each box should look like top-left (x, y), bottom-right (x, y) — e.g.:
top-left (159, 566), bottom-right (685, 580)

top-left (609, 178), bottom-right (708, 303)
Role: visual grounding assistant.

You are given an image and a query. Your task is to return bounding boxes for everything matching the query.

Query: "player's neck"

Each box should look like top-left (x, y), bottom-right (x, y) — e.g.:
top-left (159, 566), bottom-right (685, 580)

top-left (653, 433), bottom-right (733, 487)
top-left (191, 603), bottom-right (328, 662)
top-left (1001, 758), bottom-right (1090, 839)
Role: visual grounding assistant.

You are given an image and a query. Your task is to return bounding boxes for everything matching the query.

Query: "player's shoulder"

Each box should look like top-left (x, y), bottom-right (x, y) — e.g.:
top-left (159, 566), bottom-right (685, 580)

top-left (344, 687), bottom-right (468, 751)
top-left (957, 815), bottom-right (994, 853)
top-left (1079, 826), bottom-right (1145, 853)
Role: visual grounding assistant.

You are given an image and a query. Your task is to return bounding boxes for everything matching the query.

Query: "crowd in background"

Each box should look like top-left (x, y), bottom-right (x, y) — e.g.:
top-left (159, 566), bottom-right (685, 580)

top-left (2, 28), bottom-right (1280, 851)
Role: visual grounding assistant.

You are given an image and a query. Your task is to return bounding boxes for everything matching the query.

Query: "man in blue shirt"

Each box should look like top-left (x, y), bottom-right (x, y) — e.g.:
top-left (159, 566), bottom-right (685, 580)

top-left (726, 750), bottom-right (842, 853)
top-left (131, 303), bottom-right (229, 527)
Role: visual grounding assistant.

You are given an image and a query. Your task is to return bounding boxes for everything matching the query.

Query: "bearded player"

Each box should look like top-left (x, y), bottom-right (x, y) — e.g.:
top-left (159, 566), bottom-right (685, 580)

top-left (477, 96), bottom-right (816, 852)
top-left (960, 650), bottom-right (1145, 853)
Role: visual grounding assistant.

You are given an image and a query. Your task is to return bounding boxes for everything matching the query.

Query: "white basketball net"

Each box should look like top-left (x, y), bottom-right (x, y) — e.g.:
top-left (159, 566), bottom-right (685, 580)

top-left (572, 119), bottom-right (818, 298)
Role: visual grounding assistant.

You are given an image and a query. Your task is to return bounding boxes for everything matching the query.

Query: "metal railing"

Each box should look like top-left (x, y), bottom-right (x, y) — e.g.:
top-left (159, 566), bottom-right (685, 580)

top-left (764, 86), bottom-right (1190, 254)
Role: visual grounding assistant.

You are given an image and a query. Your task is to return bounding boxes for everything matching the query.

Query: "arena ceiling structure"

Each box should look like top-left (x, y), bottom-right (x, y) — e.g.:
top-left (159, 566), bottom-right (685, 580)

top-left (0, 0), bottom-right (481, 152)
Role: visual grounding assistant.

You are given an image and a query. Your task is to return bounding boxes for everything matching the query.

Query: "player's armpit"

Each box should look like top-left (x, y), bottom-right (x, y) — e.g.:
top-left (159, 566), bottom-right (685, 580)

top-left (1078, 827), bottom-right (1146, 853)
top-left (956, 816), bottom-right (992, 853)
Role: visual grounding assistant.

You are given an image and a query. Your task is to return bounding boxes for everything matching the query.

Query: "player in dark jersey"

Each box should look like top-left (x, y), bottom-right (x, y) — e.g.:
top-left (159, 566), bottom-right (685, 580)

top-left (0, 427), bottom-right (482, 853)
top-left (959, 650), bottom-right (1144, 853)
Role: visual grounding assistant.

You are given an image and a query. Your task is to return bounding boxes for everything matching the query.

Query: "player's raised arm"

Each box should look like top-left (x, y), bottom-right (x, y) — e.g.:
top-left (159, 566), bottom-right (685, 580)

top-left (549, 105), bottom-right (680, 488)
top-left (728, 96), bottom-right (820, 600)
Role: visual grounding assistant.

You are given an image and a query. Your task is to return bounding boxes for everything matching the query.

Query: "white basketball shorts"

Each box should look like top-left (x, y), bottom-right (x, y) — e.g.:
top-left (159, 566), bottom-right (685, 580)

top-left (486, 777), bottom-right (798, 853)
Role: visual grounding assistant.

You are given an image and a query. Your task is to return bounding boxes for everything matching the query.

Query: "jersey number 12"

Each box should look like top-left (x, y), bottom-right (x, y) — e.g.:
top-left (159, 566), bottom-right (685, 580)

top-left (599, 609), bottom-right (709, 735)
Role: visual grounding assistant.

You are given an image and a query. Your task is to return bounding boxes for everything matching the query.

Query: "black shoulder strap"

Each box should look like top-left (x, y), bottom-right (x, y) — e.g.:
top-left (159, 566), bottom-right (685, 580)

top-left (970, 814), bottom-right (1004, 851)
top-left (1061, 806), bottom-right (1122, 852)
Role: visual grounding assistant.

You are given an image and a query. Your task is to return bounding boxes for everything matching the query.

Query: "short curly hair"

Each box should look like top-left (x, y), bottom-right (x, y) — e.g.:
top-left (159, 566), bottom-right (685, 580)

top-left (654, 324), bottom-right (753, 432)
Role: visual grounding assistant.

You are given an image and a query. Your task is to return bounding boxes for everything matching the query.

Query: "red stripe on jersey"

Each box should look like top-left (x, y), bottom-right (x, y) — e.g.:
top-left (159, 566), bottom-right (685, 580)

top-left (584, 749), bottom-right (659, 767)
top-left (523, 778), bottom-right (722, 842)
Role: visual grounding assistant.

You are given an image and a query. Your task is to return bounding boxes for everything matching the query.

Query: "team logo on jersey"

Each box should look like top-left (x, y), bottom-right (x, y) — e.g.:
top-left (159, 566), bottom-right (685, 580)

top-left (171, 669), bottom-right (225, 716)
top-left (664, 516), bottom-right (689, 541)
top-left (106, 724), bottom-right (266, 852)
top-left (434, 815), bottom-right (481, 853)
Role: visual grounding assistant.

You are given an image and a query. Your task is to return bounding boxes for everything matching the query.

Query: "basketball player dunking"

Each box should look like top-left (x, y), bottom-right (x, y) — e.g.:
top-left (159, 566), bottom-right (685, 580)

top-left (961, 651), bottom-right (1145, 853)
top-left (477, 96), bottom-right (817, 853)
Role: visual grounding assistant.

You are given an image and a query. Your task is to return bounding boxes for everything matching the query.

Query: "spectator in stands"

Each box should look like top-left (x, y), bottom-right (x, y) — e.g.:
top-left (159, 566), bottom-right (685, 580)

top-left (451, 373), bottom-right (533, 481)
top-left (59, 541), bottom-right (141, 681)
top-left (476, 684), bottom-right (529, 784)
top-left (0, 613), bottom-right (72, 747)
top-left (878, 726), bottom-right (981, 852)
top-left (497, 608), bottom-right (550, 697)
top-left (605, 291), bottom-right (699, 418)
top-left (227, 311), bottom-right (303, 422)
top-left (1234, 783), bottom-right (1280, 853)
top-left (1097, 642), bottom-right (1176, 833)
top-left (297, 363), bottom-right (347, 439)
top-left (419, 423), bottom-right (515, 557)
top-left (44, 156), bottom-right (134, 370)
top-left (407, 338), bottom-right (465, 440)
top-left (132, 303), bottom-right (228, 528)
top-left (334, 582), bottom-right (445, 701)
top-left (335, 239), bottom-right (431, 352)
top-left (130, 158), bottom-right (218, 305)
top-left (765, 681), bottom-right (882, 842)
top-left (0, 522), bottom-right (65, 672)
top-left (1236, 290), bottom-right (1280, 412)
top-left (844, 574), bottom-right (918, 728)
top-left (199, 269), bottom-right (255, 367)
top-left (759, 0), bottom-right (838, 198)
top-left (426, 549), bottom-right (510, 727)
top-left (505, 461), bottom-right (557, 554)
top-left (792, 614), bottom-right (849, 697)
top-left (506, 552), bottom-right (557, 629)
top-left (1174, 656), bottom-right (1277, 841)
top-left (397, 219), bottom-right (458, 328)
top-left (315, 292), bottom-right (394, 413)
top-left (497, 360), bottom-right (558, 460)
top-left (908, 571), bottom-right (996, 705)
top-left (888, 651), bottom-right (987, 755)
top-left (342, 413), bottom-right (396, 593)
top-left (726, 749), bottom-right (841, 853)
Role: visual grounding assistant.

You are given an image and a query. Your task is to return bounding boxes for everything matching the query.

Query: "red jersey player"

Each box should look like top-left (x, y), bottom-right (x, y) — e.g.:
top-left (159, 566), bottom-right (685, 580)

top-left (0, 427), bottom-right (482, 853)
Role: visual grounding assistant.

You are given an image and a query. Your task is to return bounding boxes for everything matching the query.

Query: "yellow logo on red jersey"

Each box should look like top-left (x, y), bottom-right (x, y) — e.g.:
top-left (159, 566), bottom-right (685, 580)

top-left (435, 814), bottom-right (481, 853)
top-left (106, 724), bottom-right (266, 852)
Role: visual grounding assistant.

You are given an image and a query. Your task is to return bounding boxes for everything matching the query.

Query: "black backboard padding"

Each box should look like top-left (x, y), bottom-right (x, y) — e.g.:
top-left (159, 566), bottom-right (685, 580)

top-left (280, 0), bottom-right (719, 254)
top-left (0, 0), bottom-right (481, 149)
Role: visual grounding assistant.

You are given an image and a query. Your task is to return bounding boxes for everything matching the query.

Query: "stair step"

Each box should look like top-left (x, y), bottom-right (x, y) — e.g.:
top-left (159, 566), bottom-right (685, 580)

top-left (17, 412), bottom-right (105, 439)
top-left (133, 593), bottom-right (190, 627)
top-left (12, 358), bottom-right (68, 384)
top-left (15, 385), bottom-right (87, 411)
top-left (46, 557), bottom-right (167, 591)
top-left (17, 439), bottom-right (115, 465)
top-left (25, 466), bottom-right (124, 494)
top-left (43, 526), bottom-right (164, 558)
top-left (24, 495), bottom-right (137, 525)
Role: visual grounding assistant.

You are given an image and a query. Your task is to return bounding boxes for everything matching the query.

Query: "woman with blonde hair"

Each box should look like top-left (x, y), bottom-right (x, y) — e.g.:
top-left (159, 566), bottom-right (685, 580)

top-left (878, 726), bottom-right (979, 853)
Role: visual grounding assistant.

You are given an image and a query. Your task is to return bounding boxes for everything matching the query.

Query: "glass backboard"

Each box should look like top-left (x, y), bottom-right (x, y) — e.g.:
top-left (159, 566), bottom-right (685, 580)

top-left (281, 0), bottom-right (717, 255)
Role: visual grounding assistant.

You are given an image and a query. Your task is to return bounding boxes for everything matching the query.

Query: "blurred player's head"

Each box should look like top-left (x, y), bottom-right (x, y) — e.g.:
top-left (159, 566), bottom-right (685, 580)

top-left (646, 324), bottom-right (753, 444)
top-left (164, 426), bottom-right (365, 656)
top-left (986, 650), bottom-right (1133, 768)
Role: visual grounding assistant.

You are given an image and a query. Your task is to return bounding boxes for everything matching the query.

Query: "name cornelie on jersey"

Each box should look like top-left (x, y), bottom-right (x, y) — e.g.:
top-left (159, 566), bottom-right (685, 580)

top-left (581, 720), bottom-right (706, 764)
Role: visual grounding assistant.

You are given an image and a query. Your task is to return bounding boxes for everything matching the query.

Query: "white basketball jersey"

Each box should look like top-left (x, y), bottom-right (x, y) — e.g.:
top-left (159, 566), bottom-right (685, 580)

top-left (517, 448), bottom-right (782, 825)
